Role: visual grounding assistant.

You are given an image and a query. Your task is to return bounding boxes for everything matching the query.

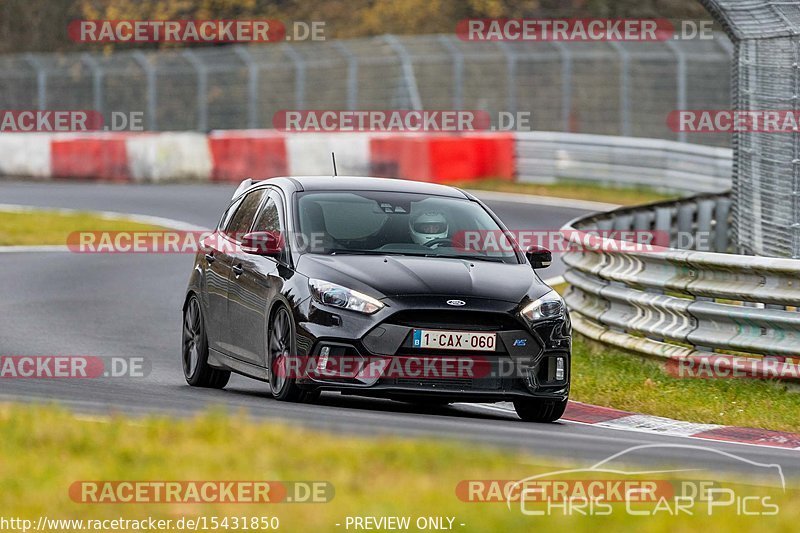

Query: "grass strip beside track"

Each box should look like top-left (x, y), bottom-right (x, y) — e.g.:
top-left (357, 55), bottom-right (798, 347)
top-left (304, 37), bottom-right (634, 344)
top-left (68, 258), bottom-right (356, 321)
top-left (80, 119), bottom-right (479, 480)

top-left (0, 210), bottom-right (166, 246)
top-left (0, 404), bottom-right (794, 532)
top-left (570, 338), bottom-right (800, 434)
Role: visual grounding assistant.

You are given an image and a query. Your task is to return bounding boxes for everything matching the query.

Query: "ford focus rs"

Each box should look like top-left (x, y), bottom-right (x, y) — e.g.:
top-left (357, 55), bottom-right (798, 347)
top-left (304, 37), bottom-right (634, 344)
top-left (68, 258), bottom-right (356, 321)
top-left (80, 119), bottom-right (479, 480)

top-left (182, 177), bottom-right (571, 422)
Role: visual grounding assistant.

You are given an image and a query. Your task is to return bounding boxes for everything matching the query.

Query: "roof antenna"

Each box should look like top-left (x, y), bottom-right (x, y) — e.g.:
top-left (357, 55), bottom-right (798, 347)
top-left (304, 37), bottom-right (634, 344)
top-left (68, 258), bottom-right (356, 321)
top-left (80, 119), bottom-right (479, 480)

top-left (331, 152), bottom-right (338, 177)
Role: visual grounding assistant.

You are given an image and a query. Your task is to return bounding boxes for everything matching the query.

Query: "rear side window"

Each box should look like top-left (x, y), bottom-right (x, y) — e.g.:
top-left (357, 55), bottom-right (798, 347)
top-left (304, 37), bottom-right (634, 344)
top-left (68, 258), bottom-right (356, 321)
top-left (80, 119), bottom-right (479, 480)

top-left (225, 189), bottom-right (266, 240)
top-left (218, 198), bottom-right (242, 231)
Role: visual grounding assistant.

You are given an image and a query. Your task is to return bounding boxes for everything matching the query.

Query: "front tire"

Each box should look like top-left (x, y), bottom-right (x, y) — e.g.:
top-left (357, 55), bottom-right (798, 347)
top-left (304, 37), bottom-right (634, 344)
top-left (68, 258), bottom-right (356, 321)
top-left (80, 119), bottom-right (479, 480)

top-left (267, 306), bottom-right (317, 403)
top-left (513, 397), bottom-right (568, 422)
top-left (182, 295), bottom-right (230, 388)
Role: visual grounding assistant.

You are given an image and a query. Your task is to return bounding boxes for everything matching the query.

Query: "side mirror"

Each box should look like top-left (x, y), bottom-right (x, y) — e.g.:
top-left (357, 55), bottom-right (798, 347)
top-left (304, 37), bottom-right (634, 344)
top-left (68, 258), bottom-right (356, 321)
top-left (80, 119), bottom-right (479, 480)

top-left (526, 245), bottom-right (552, 269)
top-left (241, 231), bottom-right (284, 257)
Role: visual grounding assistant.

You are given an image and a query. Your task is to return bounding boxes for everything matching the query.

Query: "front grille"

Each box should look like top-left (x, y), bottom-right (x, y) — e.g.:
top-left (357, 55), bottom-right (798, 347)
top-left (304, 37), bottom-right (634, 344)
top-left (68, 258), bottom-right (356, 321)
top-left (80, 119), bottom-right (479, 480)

top-left (387, 310), bottom-right (521, 331)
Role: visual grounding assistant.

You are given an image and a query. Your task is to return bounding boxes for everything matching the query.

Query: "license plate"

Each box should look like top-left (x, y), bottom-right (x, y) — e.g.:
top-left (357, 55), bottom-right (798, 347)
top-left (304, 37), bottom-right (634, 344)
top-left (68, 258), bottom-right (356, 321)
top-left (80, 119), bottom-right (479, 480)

top-left (412, 330), bottom-right (496, 352)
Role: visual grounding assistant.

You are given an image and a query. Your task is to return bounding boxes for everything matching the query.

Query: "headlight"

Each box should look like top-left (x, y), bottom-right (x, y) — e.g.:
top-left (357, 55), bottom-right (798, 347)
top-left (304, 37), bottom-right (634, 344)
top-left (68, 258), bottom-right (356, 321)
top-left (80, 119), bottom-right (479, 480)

top-left (520, 290), bottom-right (564, 323)
top-left (308, 279), bottom-right (384, 314)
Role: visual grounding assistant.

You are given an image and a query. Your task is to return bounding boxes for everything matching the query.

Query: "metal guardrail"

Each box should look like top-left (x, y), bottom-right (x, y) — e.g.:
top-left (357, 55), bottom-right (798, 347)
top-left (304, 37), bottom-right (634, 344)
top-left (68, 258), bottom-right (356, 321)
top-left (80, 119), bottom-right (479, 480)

top-left (515, 132), bottom-right (732, 194)
top-left (561, 193), bottom-right (800, 370)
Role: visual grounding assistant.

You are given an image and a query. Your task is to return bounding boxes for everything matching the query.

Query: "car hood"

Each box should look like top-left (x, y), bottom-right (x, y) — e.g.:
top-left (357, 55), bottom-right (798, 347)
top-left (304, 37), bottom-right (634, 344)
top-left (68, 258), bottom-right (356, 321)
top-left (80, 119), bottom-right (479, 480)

top-left (296, 254), bottom-right (551, 303)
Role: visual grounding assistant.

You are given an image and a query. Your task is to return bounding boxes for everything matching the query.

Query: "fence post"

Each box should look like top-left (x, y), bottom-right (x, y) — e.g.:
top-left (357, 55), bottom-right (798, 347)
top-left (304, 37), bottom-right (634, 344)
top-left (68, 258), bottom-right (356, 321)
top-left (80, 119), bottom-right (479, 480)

top-left (551, 42), bottom-right (573, 132)
top-left (383, 34), bottom-right (423, 110)
top-left (182, 49), bottom-right (208, 131)
top-left (132, 51), bottom-right (157, 131)
top-left (609, 42), bottom-right (631, 137)
top-left (665, 40), bottom-right (687, 143)
top-left (497, 42), bottom-right (517, 117)
top-left (233, 46), bottom-right (259, 129)
top-left (81, 53), bottom-right (104, 118)
top-left (24, 54), bottom-right (47, 111)
top-left (793, 42), bottom-right (800, 259)
top-left (438, 35), bottom-right (463, 110)
top-left (282, 43), bottom-right (306, 109)
top-left (333, 41), bottom-right (358, 110)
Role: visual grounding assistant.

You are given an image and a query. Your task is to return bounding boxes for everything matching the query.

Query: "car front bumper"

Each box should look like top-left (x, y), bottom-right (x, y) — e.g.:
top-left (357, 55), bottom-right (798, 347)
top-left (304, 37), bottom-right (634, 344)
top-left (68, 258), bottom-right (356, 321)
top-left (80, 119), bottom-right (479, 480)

top-left (293, 295), bottom-right (571, 401)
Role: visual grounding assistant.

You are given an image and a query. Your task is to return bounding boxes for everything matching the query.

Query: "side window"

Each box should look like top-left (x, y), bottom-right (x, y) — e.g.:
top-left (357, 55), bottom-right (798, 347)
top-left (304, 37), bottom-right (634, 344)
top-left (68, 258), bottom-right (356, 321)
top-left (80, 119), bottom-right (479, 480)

top-left (253, 197), bottom-right (281, 233)
top-left (226, 189), bottom-right (266, 240)
top-left (253, 192), bottom-right (288, 263)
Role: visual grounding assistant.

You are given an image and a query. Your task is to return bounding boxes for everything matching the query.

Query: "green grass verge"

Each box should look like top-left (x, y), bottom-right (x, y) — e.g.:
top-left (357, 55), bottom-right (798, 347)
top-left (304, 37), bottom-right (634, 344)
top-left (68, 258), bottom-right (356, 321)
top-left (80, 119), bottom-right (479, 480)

top-left (570, 337), bottom-right (800, 434)
top-left (0, 210), bottom-right (166, 246)
top-left (458, 179), bottom-right (676, 206)
top-left (0, 404), bottom-right (795, 532)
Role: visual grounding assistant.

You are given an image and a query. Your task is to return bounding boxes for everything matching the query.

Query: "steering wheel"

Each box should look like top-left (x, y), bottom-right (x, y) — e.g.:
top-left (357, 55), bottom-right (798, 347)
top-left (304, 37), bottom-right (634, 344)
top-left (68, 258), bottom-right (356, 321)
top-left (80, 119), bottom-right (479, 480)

top-left (423, 237), bottom-right (455, 248)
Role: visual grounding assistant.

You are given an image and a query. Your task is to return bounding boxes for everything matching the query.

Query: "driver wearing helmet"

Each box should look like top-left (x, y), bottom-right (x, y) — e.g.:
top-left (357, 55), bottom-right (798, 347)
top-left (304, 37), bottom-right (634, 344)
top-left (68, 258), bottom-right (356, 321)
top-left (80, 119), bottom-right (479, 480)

top-left (409, 211), bottom-right (449, 245)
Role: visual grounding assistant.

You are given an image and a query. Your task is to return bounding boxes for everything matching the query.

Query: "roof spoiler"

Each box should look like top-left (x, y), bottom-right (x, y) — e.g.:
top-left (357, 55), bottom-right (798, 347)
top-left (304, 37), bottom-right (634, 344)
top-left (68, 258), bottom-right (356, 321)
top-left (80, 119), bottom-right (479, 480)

top-left (231, 178), bottom-right (259, 200)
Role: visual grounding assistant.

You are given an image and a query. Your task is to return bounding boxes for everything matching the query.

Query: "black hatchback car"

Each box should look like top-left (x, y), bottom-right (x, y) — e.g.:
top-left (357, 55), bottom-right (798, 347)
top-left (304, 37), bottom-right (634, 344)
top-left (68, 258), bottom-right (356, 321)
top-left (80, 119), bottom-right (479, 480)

top-left (182, 176), bottom-right (571, 422)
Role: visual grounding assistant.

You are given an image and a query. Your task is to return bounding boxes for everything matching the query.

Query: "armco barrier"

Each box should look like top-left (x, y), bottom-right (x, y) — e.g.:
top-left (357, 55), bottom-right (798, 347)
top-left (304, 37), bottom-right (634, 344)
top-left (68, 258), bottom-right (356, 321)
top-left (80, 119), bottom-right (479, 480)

top-left (51, 135), bottom-right (130, 182)
top-left (0, 133), bottom-right (51, 178)
top-left (0, 130), bottom-right (514, 183)
top-left (562, 193), bottom-right (800, 378)
top-left (209, 131), bottom-right (287, 182)
top-left (370, 134), bottom-right (515, 183)
top-left (0, 130), bottom-right (731, 190)
top-left (285, 133), bottom-right (374, 177)
top-left (126, 132), bottom-right (212, 183)
top-left (515, 131), bottom-right (732, 194)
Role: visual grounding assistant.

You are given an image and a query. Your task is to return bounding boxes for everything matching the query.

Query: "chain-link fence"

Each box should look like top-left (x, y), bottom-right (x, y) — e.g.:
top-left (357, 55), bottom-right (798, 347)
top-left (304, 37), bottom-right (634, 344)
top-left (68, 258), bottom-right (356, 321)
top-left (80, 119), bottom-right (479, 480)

top-left (700, 0), bottom-right (800, 258)
top-left (0, 33), bottom-right (732, 146)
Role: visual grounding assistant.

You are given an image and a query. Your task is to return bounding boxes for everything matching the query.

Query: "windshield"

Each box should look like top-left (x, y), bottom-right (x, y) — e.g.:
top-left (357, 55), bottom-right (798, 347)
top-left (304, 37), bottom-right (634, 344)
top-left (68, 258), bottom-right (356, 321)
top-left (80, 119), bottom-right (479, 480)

top-left (296, 191), bottom-right (519, 264)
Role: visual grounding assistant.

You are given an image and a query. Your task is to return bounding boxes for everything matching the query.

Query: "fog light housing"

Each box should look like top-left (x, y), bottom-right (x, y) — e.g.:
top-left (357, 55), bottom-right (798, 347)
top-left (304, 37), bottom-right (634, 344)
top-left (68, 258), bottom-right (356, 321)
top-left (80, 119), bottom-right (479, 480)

top-left (317, 346), bottom-right (331, 372)
top-left (533, 354), bottom-right (568, 387)
top-left (555, 357), bottom-right (565, 381)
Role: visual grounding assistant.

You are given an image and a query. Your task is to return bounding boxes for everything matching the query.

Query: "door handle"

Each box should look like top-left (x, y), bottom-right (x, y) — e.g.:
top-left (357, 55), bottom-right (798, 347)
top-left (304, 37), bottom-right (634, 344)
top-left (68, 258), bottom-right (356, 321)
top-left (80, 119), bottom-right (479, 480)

top-left (204, 253), bottom-right (215, 264)
top-left (232, 264), bottom-right (244, 277)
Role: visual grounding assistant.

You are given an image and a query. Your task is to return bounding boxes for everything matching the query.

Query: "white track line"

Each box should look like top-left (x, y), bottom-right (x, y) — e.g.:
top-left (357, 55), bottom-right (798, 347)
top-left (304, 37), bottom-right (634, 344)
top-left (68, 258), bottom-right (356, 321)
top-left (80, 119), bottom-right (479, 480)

top-left (0, 245), bottom-right (70, 253)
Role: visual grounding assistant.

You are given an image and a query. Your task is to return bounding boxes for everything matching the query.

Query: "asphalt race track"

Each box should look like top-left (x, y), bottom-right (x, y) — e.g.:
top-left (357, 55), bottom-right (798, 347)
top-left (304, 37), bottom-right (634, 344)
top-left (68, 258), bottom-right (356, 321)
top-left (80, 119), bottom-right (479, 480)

top-left (1, 180), bottom-right (798, 480)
